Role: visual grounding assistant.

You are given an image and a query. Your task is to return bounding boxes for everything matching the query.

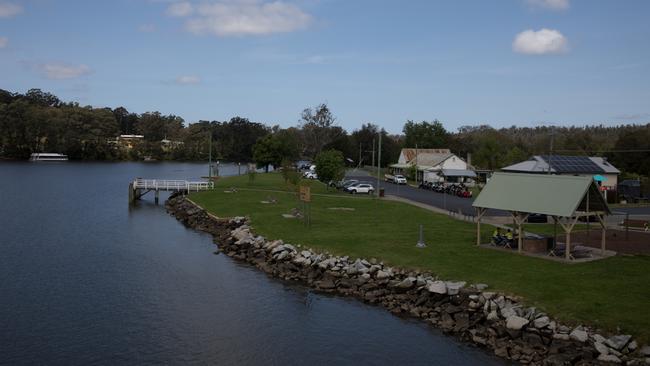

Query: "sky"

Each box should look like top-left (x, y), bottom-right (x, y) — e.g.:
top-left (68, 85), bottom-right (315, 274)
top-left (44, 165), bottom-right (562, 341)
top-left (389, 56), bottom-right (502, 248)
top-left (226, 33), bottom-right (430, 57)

top-left (1, 0), bottom-right (649, 134)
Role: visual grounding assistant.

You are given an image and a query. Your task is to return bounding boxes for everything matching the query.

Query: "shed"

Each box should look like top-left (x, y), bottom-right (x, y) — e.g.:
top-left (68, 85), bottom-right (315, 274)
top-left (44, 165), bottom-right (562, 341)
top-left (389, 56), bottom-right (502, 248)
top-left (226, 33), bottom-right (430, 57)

top-left (472, 172), bottom-right (610, 260)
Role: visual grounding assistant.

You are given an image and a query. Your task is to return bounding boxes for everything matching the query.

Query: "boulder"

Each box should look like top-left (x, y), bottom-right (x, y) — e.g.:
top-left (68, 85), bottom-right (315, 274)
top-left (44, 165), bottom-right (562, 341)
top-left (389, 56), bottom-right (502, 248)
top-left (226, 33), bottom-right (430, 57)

top-left (427, 281), bottom-right (447, 294)
top-left (640, 346), bottom-right (650, 357)
top-left (500, 305), bottom-right (517, 319)
top-left (482, 292), bottom-right (496, 301)
top-left (606, 335), bottom-right (632, 351)
top-left (506, 315), bottom-right (529, 330)
top-left (445, 281), bottom-right (466, 295)
top-left (301, 250), bottom-right (312, 258)
top-left (474, 283), bottom-right (489, 291)
top-left (594, 342), bottom-right (609, 355)
top-left (394, 277), bottom-right (415, 289)
top-left (376, 270), bottom-right (391, 280)
top-left (569, 329), bottom-right (589, 343)
top-left (487, 310), bottom-right (499, 321)
top-left (533, 316), bottom-right (550, 329)
top-left (597, 354), bottom-right (622, 364)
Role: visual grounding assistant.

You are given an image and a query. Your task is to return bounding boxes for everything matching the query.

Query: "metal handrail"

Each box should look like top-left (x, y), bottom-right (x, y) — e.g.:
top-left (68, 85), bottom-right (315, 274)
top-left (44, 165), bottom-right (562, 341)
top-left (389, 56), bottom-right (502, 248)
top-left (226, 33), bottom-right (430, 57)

top-left (133, 178), bottom-right (214, 191)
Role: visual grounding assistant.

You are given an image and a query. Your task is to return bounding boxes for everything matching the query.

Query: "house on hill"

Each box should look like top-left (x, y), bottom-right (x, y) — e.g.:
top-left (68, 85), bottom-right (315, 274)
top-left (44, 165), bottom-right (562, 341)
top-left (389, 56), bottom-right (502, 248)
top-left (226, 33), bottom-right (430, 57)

top-left (389, 148), bottom-right (474, 184)
top-left (501, 155), bottom-right (620, 201)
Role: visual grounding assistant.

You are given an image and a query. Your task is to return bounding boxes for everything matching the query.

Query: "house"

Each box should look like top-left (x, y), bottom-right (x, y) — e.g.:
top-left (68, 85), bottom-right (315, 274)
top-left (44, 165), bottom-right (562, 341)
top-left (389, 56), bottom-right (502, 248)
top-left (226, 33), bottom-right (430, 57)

top-left (109, 134), bottom-right (145, 150)
top-left (161, 138), bottom-right (184, 152)
top-left (501, 155), bottom-right (620, 200)
top-left (389, 148), bottom-right (474, 184)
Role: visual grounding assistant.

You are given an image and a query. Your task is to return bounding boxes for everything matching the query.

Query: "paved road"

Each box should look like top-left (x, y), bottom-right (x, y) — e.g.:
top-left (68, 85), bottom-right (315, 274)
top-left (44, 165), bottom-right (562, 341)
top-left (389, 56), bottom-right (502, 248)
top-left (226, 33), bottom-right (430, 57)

top-left (345, 172), bottom-right (506, 216)
top-left (345, 170), bottom-right (650, 216)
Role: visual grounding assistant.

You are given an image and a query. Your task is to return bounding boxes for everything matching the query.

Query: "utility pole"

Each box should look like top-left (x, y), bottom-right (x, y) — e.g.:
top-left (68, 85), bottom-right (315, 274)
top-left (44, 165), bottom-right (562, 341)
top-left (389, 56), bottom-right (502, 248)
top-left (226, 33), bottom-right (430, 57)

top-left (415, 143), bottom-right (419, 184)
top-left (208, 130), bottom-right (212, 179)
top-left (548, 127), bottom-right (555, 175)
top-left (359, 143), bottom-right (362, 169)
top-left (377, 132), bottom-right (382, 196)
top-left (371, 138), bottom-right (375, 168)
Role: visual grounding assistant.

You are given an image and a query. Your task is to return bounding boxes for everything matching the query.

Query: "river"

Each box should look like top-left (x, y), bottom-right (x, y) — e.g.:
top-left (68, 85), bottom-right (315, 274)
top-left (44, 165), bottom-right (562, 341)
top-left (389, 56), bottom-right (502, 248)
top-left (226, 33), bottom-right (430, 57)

top-left (0, 162), bottom-right (505, 365)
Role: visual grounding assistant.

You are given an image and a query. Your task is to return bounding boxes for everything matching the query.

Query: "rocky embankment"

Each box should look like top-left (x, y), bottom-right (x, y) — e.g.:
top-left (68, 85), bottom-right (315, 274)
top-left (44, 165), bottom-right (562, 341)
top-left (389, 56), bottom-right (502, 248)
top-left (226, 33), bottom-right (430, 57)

top-left (166, 194), bottom-right (650, 366)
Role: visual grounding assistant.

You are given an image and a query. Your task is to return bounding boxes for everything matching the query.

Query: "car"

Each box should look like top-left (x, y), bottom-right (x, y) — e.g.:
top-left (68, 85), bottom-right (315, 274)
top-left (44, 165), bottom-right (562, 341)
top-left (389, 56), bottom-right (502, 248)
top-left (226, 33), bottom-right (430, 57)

top-left (304, 172), bottom-right (318, 180)
top-left (393, 175), bottom-right (407, 185)
top-left (341, 179), bottom-right (359, 189)
top-left (347, 183), bottom-right (374, 194)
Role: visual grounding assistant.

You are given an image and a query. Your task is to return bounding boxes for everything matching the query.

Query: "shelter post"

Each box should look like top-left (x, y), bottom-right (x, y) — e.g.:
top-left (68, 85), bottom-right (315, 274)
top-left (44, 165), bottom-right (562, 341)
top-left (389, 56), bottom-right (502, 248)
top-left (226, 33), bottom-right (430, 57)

top-left (597, 213), bottom-right (607, 255)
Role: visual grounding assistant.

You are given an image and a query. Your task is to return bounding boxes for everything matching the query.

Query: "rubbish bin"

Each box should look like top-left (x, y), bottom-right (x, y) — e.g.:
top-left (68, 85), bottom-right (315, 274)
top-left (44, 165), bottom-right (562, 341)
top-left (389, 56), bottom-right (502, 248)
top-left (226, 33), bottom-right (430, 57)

top-left (379, 188), bottom-right (385, 197)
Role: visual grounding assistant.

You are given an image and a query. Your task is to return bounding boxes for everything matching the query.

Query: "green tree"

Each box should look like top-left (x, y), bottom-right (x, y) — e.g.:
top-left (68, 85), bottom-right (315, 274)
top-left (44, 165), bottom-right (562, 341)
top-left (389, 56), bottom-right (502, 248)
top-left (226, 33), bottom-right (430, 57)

top-left (314, 149), bottom-right (345, 186)
top-left (402, 120), bottom-right (448, 148)
top-left (252, 129), bottom-right (300, 171)
top-left (300, 103), bottom-right (337, 157)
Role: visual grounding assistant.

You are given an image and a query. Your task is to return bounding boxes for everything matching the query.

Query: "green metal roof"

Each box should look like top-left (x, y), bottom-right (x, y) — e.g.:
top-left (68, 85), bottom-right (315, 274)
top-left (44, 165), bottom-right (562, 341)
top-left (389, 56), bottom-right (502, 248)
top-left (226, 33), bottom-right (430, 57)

top-left (472, 172), bottom-right (610, 217)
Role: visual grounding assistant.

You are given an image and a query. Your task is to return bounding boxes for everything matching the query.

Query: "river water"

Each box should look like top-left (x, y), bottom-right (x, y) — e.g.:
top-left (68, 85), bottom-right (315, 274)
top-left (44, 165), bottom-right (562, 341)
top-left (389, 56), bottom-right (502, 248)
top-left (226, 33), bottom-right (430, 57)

top-left (0, 162), bottom-right (504, 365)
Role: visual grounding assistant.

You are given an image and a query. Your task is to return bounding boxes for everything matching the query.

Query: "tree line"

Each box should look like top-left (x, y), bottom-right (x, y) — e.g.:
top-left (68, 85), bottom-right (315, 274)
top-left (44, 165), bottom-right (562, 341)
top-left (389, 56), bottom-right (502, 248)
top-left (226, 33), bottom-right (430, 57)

top-left (1, 88), bottom-right (648, 178)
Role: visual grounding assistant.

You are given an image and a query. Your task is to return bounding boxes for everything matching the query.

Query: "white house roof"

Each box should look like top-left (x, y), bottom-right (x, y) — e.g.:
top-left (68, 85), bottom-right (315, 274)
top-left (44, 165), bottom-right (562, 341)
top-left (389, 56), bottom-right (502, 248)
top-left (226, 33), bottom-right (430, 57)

top-left (589, 157), bottom-right (620, 174)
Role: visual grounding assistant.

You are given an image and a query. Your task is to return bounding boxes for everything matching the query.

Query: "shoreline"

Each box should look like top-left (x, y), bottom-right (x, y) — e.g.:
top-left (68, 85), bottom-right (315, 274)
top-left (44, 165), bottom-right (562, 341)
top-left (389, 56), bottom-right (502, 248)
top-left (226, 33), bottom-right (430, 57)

top-left (166, 193), bottom-right (648, 365)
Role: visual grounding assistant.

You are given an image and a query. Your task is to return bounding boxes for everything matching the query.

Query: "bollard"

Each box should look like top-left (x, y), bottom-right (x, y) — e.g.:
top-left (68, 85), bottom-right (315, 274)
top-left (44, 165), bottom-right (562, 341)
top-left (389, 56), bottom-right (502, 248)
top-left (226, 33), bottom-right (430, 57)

top-left (416, 224), bottom-right (427, 248)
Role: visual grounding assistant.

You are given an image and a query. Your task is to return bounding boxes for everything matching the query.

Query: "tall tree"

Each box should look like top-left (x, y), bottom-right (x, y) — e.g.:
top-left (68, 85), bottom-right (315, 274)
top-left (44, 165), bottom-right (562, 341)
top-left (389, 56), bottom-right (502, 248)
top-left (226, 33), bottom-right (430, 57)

top-left (299, 103), bottom-right (337, 158)
top-left (402, 120), bottom-right (448, 148)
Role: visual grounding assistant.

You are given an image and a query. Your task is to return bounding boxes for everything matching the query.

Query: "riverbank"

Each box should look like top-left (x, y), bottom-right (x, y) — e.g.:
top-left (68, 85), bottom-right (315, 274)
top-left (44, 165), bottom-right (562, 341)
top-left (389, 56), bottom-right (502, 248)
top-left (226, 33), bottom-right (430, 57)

top-left (166, 193), bottom-right (649, 365)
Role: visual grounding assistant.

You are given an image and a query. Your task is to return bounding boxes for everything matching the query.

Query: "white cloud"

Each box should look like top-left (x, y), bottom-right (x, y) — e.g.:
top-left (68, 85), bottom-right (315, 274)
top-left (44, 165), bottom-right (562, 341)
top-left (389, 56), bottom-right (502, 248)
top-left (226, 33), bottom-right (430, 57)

top-left (40, 63), bottom-right (91, 80)
top-left (0, 36), bottom-right (7, 48)
top-left (174, 0), bottom-right (311, 37)
top-left (0, 1), bottom-right (22, 18)
top-left (513, 29), bottom-right (569, 55)
top-left (166, 2), bottom-right (193, 17)
top-left (175, 75), bottom-right (201, 84)
top-left (139, 24), bottom-right (157, 32)
top-left (527, 0), bottom-right (569, 11)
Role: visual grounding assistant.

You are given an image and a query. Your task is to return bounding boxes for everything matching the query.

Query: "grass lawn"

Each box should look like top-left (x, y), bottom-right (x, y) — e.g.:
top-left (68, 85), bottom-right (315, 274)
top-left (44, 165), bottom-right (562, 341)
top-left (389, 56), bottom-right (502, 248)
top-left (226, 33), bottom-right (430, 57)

top-left (193, 173), bottom-right (650, 342)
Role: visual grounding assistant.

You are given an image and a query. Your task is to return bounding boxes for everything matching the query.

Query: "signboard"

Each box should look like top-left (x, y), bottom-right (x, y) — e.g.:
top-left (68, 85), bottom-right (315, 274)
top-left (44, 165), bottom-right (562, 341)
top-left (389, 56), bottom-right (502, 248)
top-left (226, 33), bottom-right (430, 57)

top-left (299, 186), bottom-right (311, 202)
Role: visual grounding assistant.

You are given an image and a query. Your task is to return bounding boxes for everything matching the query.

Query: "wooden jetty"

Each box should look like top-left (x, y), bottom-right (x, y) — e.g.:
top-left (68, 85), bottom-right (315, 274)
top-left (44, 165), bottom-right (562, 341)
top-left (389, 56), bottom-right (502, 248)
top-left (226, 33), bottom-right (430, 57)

top-left (129, 178), bottom-right (214, 204)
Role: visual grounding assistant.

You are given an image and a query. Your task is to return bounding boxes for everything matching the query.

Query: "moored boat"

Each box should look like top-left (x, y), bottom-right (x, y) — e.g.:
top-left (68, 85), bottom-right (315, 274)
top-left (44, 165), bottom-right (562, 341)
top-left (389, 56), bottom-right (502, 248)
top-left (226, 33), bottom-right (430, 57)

top-left (29, 153), bottom-right (69, 162)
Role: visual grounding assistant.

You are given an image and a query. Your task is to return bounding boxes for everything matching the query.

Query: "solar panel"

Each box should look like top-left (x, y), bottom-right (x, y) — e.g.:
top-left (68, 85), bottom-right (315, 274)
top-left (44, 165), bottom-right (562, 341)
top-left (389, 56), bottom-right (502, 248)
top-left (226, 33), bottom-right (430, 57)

top-left (542, 155), bottom-right (605, 174)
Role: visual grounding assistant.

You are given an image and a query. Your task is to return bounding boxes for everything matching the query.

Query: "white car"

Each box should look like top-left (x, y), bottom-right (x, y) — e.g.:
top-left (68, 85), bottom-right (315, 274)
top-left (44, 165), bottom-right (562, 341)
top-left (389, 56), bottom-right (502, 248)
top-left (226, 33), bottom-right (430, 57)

top-left (304, 172), bottom-right (318, 180)
top-left (347, 183), bottom-right (374, 194)
top-left (394, 175), bottom-right (407, 185)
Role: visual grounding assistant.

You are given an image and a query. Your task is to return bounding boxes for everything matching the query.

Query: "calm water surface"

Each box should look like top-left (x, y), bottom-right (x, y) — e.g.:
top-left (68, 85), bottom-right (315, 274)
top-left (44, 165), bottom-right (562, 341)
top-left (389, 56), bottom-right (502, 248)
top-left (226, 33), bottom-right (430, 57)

top-left (0, 162), bottom-right (505, 365)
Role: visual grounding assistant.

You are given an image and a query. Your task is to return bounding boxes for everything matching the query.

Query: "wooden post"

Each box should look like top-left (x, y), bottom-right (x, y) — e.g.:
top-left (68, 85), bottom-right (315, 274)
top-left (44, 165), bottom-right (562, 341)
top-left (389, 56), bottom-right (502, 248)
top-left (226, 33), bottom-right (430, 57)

top-left (560, 217), bottom-right (579, 260)
top-left (476, 208), bottom-right (485, 246)
top-left (128, 182), bottom-right (134, 204)
top-left (155, 190), bottom-right (160, 204)
top-left (596, 213), bottom-right (607, 255)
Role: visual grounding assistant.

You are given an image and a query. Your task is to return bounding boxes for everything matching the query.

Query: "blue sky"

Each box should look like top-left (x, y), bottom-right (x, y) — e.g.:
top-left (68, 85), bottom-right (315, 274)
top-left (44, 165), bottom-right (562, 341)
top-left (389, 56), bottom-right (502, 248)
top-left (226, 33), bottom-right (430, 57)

top-left (1, 0), bottom-right (649, 133)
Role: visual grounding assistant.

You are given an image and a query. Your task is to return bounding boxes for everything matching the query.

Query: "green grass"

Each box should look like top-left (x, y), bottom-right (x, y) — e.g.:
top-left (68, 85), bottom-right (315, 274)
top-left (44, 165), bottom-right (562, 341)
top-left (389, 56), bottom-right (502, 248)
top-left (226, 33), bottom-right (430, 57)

top-left (193, 173), bottom-right (650, 342)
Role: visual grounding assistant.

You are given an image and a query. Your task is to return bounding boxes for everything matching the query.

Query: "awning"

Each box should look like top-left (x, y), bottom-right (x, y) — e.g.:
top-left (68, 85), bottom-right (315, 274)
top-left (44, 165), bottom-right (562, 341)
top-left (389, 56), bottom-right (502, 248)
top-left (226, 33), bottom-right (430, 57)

top-left (441, 169), bottom-right (477, 178)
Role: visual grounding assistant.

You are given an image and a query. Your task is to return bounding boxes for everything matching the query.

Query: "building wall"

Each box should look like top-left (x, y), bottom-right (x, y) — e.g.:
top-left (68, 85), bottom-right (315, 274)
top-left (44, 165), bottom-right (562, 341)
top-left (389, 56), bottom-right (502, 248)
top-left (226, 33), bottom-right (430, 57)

top-left (441, 155), bottom-right (468, 170)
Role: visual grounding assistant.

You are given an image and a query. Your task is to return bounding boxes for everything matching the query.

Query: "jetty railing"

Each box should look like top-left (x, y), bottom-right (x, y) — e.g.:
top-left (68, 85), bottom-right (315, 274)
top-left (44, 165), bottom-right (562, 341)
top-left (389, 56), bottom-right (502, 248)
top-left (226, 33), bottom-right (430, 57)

top-left (129, 178), bottom-right (214, 204)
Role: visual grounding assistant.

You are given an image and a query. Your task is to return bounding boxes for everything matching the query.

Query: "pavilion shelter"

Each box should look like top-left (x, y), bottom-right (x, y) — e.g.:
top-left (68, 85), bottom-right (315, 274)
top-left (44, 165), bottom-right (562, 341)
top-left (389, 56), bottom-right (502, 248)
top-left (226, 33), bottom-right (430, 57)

top-left (472, 172), bottom-right (611, 260)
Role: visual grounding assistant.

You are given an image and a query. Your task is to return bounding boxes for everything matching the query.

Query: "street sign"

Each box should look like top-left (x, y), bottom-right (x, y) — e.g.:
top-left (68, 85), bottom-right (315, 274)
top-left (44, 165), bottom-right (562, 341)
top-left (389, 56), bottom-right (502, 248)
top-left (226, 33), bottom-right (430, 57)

top-left (300, 186), bottom-right (311, 202)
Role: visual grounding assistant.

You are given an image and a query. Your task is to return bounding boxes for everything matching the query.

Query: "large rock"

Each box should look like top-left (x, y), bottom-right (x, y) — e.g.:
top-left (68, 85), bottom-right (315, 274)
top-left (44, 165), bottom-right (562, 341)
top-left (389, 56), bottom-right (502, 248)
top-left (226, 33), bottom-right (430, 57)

top-left (376, 270), bottom-right (391, 280)
top-left (597, 354), bottom-right (622, 364)
top-left (569, 329), bottom-right (589, 343)
top-left (445, 281), bottom-right (466, 295)
top-left (533, 316), bottom-right (550, 329)
top-left (594, 342), bottom-right (610, 355)
top-left (427, 281), bottom-right (447, 294)
top-left (606, 335), bottom-right (632, 351)
top-left (640, 345), bottom-right (650, 357)
top-left (506, 315), bottom-right (529, 330)
top-left (394, 277), bottom-right (415, 289)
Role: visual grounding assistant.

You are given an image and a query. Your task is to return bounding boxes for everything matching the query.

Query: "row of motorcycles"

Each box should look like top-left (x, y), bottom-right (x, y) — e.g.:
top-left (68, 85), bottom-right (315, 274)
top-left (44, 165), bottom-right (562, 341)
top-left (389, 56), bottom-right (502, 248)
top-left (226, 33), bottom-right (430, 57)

top-left (418, 181), bottom-right (473, 198)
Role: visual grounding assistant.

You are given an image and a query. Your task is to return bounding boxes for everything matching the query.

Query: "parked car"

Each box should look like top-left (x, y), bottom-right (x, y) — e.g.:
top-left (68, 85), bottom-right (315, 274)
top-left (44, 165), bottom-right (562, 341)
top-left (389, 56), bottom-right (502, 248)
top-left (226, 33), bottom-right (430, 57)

top-left (341, 179), bottom-right (359, 189)
top-left (304, 172), bottom-right (318, 180)
top-left (527, 213), bottom-right (548, 223)
top-left (384, 174), bottom-right (407, 185)
top-left (346, 183), bottom-right (374, 194)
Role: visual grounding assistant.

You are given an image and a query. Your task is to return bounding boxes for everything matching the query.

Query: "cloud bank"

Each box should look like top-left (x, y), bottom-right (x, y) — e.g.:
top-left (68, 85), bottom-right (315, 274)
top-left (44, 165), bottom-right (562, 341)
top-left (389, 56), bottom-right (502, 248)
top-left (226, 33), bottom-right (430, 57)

top-left (40, 63), bottom-right (91, 80)
top-left (0, 1), bottom-right (22, 18)
top-left (527, 0), bottom-right (569, 11)
top-left (167, 0), bottom-right (312, 37)
top-left (513, 29), bottom-right (568, 55)
top-left (175, 75), bottom-right (201, 84)
top-left (0, 36), bottom-right (7, 48)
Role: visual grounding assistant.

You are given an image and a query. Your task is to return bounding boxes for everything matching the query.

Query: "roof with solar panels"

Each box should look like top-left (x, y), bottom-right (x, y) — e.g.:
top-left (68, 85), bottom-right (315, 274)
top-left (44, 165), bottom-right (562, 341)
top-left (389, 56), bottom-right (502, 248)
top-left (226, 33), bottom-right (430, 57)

top-left (501, 155), bottom-right (620, 175)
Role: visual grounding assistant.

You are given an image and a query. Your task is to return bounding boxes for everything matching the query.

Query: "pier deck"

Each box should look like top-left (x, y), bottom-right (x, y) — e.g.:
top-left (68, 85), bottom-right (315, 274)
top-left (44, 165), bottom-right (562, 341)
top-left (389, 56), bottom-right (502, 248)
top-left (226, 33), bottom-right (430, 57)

top-left (129, 178), bottom-right (214, 204)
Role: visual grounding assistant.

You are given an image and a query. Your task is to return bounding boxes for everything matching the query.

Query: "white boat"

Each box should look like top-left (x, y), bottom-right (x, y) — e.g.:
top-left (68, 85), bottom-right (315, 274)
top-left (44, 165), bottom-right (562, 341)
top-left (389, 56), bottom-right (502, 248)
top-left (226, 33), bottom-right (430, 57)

top-left (29, 153), bottom-right (69, 162)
